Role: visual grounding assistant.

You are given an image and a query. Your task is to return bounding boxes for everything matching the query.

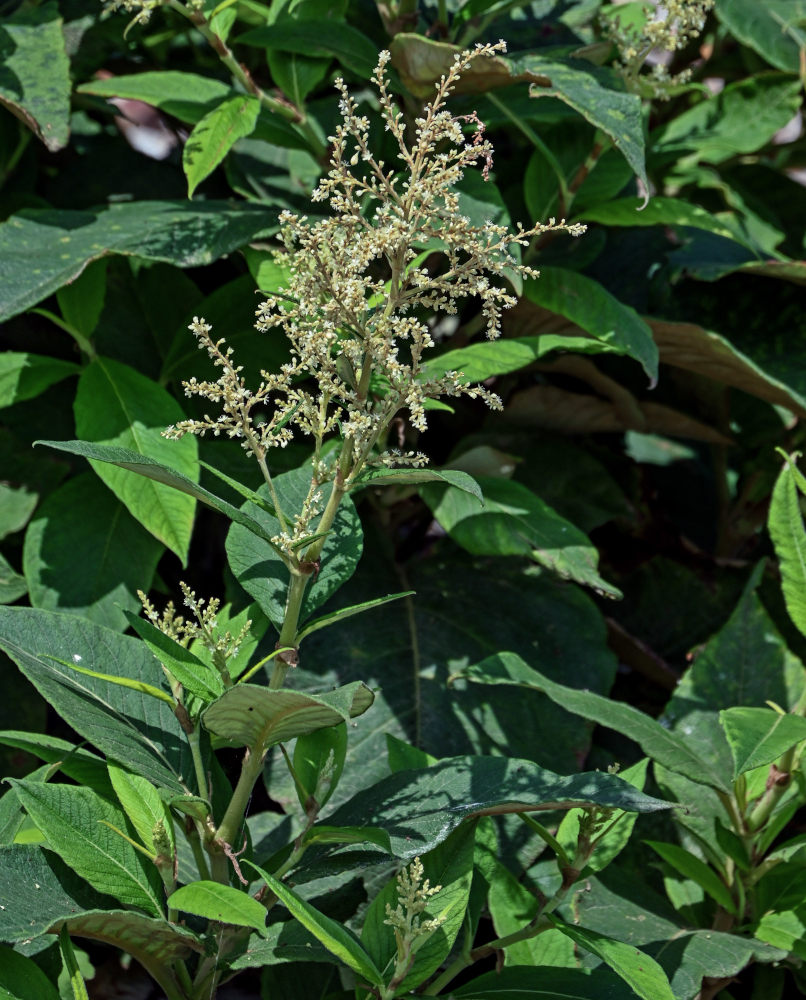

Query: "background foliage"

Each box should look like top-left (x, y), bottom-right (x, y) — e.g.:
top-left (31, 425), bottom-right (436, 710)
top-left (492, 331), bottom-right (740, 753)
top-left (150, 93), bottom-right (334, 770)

top-left (2, 0), bottom-right (806, 997)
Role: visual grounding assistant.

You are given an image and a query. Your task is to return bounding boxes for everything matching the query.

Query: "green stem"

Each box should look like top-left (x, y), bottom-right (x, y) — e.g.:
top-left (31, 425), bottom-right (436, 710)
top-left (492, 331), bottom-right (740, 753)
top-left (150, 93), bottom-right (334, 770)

top-left (747, 745), bottom-right (798, 832)
top-left (59, 926), bottom-right (90, 1000)
top-left (212, 743), bottom-right (268, 879)
top-left (187, 726), bottom-right (208, 801)
top-left (518, 812), bottom-right (572, 868)
top-left (187, 822), bottom-right (211, 881)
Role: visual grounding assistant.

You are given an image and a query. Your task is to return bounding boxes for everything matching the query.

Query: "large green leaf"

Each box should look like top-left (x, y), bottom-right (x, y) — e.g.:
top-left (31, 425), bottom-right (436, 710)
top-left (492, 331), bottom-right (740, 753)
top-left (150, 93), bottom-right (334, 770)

top-left (184, 96), bottom-right (260, 198)
top-left (452, 966), bottom-right (627, 998)
top-left (388, 35), bottom-right (647, 189)
top-left (22, 473), bottom-right (163, 632)
top-left (203, 682), bottom-right (374, 748)
top-left (9, 781), bottom-right (163, 915)
top-left (320, 755), bottom-right (670, 861)
top-left (0, 607), bottom-right (194, 794)
top-left (462, 652), bottom-right (721, 790)
top-left (108, 764), bottom-right (175, 857)
top-left (226, 463), bottom-right (363, 630)
top-left (422, 477), bottom-right (621, 598)
top-left (361, 824), bottom-right (475, 994)
top-left (0, 353), bottom-right (79, 409)
top-left (169, 882), bottom-right (267, 933)
top-left (38, 440), bottom-right (282, 548)
top-left (238, 21), bottom-right (378, 78)
top-left (59, 909), bottom-right (203, 965)
top-left (0, 946), bottom-right (60, 1000)
top-left (717, 0), bottom-right (806, 73)
top-left (524, 268), bottom-right (658, 383)
top-left (125, 613), bottom-right (224, 704)
top-left (552, 918), bottom-right (676, 1000)
top-left (0, 2), bottom-right (70, 151)
top-left (720, 707), bottom-right (806, 779)
top-left (769, 454), bottom-right (806, 638)
top-left (0, 201), bottom-right (276, 323)
top-left (74, 357), bottom-right (198, 563)
top-left (652, 75), bottom-right (803, 164)
top-left (246, 862), bottom-right (384, 985)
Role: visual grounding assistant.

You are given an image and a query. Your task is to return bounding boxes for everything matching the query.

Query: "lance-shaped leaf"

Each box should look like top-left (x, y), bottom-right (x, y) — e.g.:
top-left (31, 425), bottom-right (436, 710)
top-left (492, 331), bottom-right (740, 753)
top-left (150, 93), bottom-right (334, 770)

top-left (203, 682), bottom-right (374, 748)
top-left (321, 754), bottom-right (671, 860)
top-left (0, 607), bottom-right (194, 794)
top-left (769, 452), bottom-right (806, 639)
top-left (9, 781), bottom-right (163, 915)
top-left (720, 707), bottom-right (806, 779)
top-left (108, 764), bottom-right (175, 857)
top-left (245, 861), bottom-right (384, 986)
top-left (551, 918), bottom-right (675, 1000)
top-left (169, 882), bottom-right (267, 933)
top-left (294, 592), bottom-right (414, 644)
top-left (0, 945), bottom-right (60, 1000)
top-left (37, 441), bottom-right (281, 550)
top-left (354, 467), bottom-right (483, 503)
top-left (0, 352), bottom-right (79, 409)
top-left (461, 652), bottom-right (721, 790)
top-left (124, 612), bottom-right (224, 703)
top-left (184, 96), bottom-right (260, 198)
top-left (645, 841), bottom-right (737, 915)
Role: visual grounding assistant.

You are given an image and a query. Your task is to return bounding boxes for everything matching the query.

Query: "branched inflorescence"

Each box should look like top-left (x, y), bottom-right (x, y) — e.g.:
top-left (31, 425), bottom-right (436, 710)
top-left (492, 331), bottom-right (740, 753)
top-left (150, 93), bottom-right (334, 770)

top-left (165, 43), bottom-right (585, 552)
top-left (606, 0), bottom-right (715, 97)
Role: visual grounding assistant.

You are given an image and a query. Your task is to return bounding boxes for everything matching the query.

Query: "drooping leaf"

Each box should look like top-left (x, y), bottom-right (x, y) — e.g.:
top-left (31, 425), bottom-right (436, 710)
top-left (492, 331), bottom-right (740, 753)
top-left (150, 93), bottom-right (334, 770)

top-left (362, 824), bottom-right (475, 994)
top-left (717, 0), bottom-right (806, 72)
top-left (0, 607), bottom-right (194, 793)
top-left (245, 862), bottom-right (384, 985)
top-left (0, 353), bottom-right (79, 409)
top-left (552, 918), bottom-right (676, 1000)
top-left (9, 781), bottom-right (163, 915)
top-left (769, 453), bottom-right (806, 639)
top-left (0, 2), bottom-right (70, 151)
top-left (388, 35), bottom-right (647, 188)
top-left (37, 440), bottom-right (282, 549)
top-left (524, 268), bottom-right (658, 383)
top-left (107, 764), bottom-right (174, 857)
top-left (320, 755), bottom-right (671, 861)
top-left (0, 201), bottom-right (276, 324)
top-left (226, 463), bottom-right (363, 630)
top-left (169, 882), bottom-right (267, 933)
top-left (22, 473), bottom-right (163, 632)
top-left (461, 652), bottom-right (720, 789)
top-left (720, 707), bottom-right (806, 779)
top-left (422, 477), bottom-right (621, 598)
top-left (60, 909), bottom-right (203, 965)
top-left (74, 357), bottom-right (198, 563)
top-left (184, 96), bottom-right (260, 198)
top-left (203, 682), bottom-right (374, 748)
top-left (294, 593), bottom-right (414, 643)
top-left (354, 468), bottom-right (482, 503)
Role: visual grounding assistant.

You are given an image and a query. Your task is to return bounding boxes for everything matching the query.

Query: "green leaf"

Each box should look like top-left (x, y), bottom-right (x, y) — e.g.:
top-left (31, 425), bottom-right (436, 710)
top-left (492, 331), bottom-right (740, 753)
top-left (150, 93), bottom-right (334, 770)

top-left (56, 259), bottom-right (108, 339)
top-left (557, 759), bottom-right (650, 876)
top-left (0, 353), bottom-right (79, 409)
top-left (238, 21), bottom-right (378, 78)
top-left (203, 682), bottom-right (374, 748)
top-left (321, 754), bottom-right (671, 860)
top-left (0, 554), bottom-right (26, 605)
top-left (524, 268), bottom-right (658, 383)
top-left (0, 201), bottom-right (277, 324)
top-left (0, 732), bottom-right (109, 793)
top-left (227, 921), bottom-right (336, 970)
top-left (452, 966), bottom-right (628, 998)
top-left (0, 607), bottom-right (194, 793)
top-left (0, 2), bottom-right (70, 151)
top-left (107, 764), bottom-right (174, 857)
top-left (362, 824), bottom-right (475, 994)
top-left (388, 35), bottom-right (647, 189)
top-left (74, 357), bottom-right (198, 563)
top-left (169, 881), bottom-right (267, 932)
top-left (293, 724), bottom-right (347, 809)
top-left (386, 735), bottom-right (436, 773)
top-left (9, 781), bottom-right (163, 915)
top-left (60, 909), bottom-right (204, 964)
top-left (226, 463), bottom-right (363, 630)
top-left (36, 440), bottom-right (283, 550)
top-left (0, 945), bottom-right (60, 1000)
top-left (184, 96), bottom-right (260, 197)
top-left (245, 861), bottom-right (384, 985)
top-left (552, 918), bottom-right (676, 1000)
top-left (52, 658), bottom-right (175, 707)
top-left (769, 453), bottom-right (806, 638)
top-left (294, 592), bottom-right (414, 643)
top-left (124, 612), bottom-right (225, 703)
top-left (462, 651), bottom-right (721, 790)
top-left (652, 74), bottom-right (803, 164)
top-left (717, 0), bottom-right (806, 72)
top-left (422, 477), bottom-right (622, 598)
top-left (720, 707), bottom-right (806, 779)
top-left (355, 468), bottom-right (483, 503)
top-left (645, 840), bottom-right (737, 915)
top-left (22, 473), bottom-right (163, 632)
top-left (268, 51), bottom-right (329, 106)
top-left (756, 906), bottom-right (806, 959)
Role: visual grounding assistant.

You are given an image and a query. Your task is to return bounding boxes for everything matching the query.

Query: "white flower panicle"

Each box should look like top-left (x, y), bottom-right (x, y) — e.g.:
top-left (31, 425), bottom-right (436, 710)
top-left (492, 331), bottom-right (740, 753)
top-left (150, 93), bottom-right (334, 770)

top-left (384, 857), bottom-right (447, 957)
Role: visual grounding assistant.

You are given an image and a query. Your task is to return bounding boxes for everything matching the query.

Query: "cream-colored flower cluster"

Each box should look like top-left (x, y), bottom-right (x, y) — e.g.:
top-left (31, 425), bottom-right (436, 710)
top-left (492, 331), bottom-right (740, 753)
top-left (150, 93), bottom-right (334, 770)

top-left (384, 857), bottom-right (447, 957)
top-left (607, 0), bottom-right (714, 97)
